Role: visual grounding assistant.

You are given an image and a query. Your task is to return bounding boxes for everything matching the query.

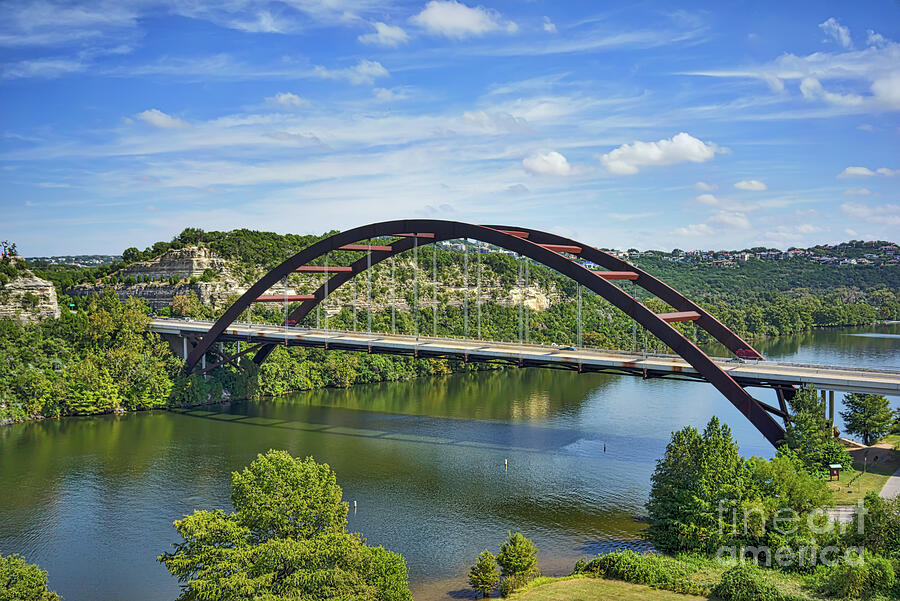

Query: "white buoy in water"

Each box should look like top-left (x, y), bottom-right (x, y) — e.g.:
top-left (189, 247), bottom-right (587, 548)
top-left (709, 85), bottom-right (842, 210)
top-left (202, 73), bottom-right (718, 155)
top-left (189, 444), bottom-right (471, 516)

top-left (504, 458), bottom-right (508, 471)
top-left (354, 500), bottom-right (357, 513)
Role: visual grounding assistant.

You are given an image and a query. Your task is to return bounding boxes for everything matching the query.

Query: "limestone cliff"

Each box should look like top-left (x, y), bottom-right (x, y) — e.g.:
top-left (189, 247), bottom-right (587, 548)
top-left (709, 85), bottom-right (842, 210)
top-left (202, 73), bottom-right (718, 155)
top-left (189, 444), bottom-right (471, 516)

top-left (0, 270), bottom-right (60, 323)
top-left (67, 246), bottom-right (243, 310)
top-left (118, 246), bottom-right (227, 280)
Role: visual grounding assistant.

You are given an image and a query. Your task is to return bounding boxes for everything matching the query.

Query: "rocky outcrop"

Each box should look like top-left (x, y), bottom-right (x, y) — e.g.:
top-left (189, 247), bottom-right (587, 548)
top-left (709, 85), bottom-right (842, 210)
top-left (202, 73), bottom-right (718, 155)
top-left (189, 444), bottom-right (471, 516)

top-left (69, 280), bottom-right (247, 311)
top-left (119, 246), bottom-right (228, 280)
top-left (0, 272), bottom-right (60, 323)
top-left (68, 247), bottom-right (243, 310)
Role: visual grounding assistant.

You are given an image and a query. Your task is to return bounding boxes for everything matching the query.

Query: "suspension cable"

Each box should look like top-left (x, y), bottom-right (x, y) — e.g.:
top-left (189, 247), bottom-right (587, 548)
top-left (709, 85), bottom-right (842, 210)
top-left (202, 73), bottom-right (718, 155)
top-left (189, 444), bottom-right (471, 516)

top-left (414, 236), bottom-right (419, 338)
top-left (353, 262), bottom-right (358, 332)
top-left (524, 258), bottom-right (530, 344)
top-left (324, 252), bottom-right (329, 331)
top-left (367, 239), bottom-right (372, 333)
top-left (518, 255), bottom-right (523, 346)
top-left (577, 283), bottom-right (582, 348)
top-left (391, 256), bottom-right (396, 334)
top-left (283, 275), bottom-right (288, 344)
top-left (463, 239), bottom-right (469, 338)
top-left (433, 241), bottom-right (437, 337)
top-left (476, 243), bottom-right (482, 339)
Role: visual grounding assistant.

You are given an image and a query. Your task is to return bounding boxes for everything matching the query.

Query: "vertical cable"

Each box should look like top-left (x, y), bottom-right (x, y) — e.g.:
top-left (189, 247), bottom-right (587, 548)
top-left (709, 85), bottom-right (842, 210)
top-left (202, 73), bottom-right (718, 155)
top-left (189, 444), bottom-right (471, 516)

top-left (414, 236), bottom-right (419, 337)
top-left (283, 275), bottom-right (288, 344)
top-left (324, 252), bottom-right (329, 330)
top-left (432, 242), bottom-right (437, 337)
top-left (476, 243), bottom-right (482, 339)
top-left (577, 283), bottom-right (582, 348)
top-left (391, 256), bottom-right (396, 334)
top-left (367, 240), bottom-right (372, 333)
top-left (524, 259), bottom-right (530, 343)
top-left (518, 255), bottom-right (523, 346)
top-left (463, 239), bottom-right (469, 338)
top-left (353, 264), bottom-right (358, 332)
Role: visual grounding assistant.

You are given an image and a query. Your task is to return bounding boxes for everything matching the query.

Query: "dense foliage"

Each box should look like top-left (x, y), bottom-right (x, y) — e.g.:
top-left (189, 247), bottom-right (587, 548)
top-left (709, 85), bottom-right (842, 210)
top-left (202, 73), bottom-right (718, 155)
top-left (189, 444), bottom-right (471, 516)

top-left (573, 549), bottom-right (710, 596)
top-left (0, 552), bottom-right (60, 601)
top-left (783, 387), bottom-right (852, 474)
top-left (158, 450), bottom-right (412, 601)
top-left (0, 290), bottom-right (181, 422)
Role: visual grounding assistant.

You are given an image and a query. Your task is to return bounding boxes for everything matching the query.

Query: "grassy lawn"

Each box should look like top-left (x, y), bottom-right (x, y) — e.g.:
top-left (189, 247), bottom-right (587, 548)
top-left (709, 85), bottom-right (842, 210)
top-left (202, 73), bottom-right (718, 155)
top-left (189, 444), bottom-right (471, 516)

top-left (827, 443), bottom-right (899, 504)
top-left (508, 575), bottom-right (707, 600)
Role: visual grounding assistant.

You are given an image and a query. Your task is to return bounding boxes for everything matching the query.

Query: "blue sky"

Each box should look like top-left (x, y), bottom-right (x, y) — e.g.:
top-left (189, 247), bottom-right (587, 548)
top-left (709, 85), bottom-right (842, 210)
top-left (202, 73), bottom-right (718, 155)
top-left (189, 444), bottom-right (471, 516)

top-left (2, 0), bottom-right (899, 255)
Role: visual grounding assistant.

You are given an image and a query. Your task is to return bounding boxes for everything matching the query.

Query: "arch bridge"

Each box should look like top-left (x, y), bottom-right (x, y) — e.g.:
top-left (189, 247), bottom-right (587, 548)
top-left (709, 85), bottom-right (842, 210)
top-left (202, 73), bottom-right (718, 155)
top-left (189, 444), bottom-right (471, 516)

top-left (158, 220), bottom-right (900, 447)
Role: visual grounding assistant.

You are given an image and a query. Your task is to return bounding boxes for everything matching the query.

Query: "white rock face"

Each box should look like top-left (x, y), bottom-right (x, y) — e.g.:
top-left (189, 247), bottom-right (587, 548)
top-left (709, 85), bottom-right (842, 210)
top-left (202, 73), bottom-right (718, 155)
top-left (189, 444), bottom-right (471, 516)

top-left (119, 246), bottom-right (227, 280)
top-left (0, 272), bottom-right (60, 323)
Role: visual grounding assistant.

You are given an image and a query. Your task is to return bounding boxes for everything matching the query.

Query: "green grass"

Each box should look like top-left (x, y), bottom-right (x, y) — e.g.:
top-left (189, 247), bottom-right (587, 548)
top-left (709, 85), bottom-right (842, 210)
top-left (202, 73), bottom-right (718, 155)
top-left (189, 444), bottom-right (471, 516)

top-left (827, 444), bottom-right (899, 504)
top-left (878, 433), bottom-right (900, 448)
top-left (508, 575), bottom-right (708, 600)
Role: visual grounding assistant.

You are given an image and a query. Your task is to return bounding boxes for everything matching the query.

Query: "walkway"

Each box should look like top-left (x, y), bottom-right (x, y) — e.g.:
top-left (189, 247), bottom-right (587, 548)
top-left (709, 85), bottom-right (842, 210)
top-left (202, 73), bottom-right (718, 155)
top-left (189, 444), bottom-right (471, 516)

top-left (880, 466), bottom-right (900, 499)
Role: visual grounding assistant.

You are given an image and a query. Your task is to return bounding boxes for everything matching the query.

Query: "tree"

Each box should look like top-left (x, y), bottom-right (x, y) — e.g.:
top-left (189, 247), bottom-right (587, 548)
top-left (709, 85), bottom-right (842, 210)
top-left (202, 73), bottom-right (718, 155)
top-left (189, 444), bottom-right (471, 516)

top-left (159, 450), bottom-right (412, 601)
top-left (784, 386), bottom-right (851, 471)
top-left (0, 552), bottom-right (60, 601)
top-left (841, 393), bottom-right (894, 445)
top-left (121, 247), bottom-right (142, 264)
top-left (468, 550), bottom-right (500, 598)
top-left (496, 531), bottom-right (538, 579)
top-left (646, 417), bottom-right (748, 553)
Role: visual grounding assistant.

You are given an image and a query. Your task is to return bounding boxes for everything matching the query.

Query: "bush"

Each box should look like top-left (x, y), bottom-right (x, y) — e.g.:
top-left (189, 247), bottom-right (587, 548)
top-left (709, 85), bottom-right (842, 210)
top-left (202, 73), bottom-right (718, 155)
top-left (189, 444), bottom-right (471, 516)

top-left (816, 557), bottom-right (896, 599)
top-left (573, 550), bottom-right (710, 596)
top-left (468, 550), bottom-right (499, 598)
top-left (0, 552), bottom-right (60, 601)
top-left (497, 531), bottom-right (538, 578)
top-left (713, 564), bottom-right (783, 601)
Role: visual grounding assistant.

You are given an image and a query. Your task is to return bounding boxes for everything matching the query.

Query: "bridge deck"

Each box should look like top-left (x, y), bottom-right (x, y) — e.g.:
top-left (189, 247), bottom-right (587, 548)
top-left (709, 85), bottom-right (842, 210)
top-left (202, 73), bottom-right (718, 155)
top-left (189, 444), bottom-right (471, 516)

top-left (151, 319), bottom-right (900, 396)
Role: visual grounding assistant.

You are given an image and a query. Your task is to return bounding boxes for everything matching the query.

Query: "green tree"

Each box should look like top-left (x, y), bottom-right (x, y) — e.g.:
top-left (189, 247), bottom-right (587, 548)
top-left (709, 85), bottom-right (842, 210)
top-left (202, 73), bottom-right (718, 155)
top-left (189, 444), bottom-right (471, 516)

top-left (496, 531), bottom-right (538, 579)
top-left (646, 417), bottom-right (748, 553)
top-left (159, 450), bottom-right (412, 601)
top-left (784, 386), bottom-right (851, 472)
top-left (841, 393), bottom-right (894, 445)
top-left (468, 550), bottom-right (500, 598)
top-left (0, 552), bottom-right (60, 601)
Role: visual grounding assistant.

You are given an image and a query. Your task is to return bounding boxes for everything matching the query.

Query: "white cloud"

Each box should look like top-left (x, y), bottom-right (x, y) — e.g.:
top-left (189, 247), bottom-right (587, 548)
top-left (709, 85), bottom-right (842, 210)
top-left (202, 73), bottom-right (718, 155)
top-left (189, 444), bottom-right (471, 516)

top-left (867, 30), bottom-right (887, 48)
top-left (819, 17), bottom-right (852, 49)
top-left (734, 179), bottom-right (767, 191)
top-left (799, 77), bottom-right (864, 106)
top-left (857, 123), bottom-right (873, 131)
top-left (686, 26), bottom-right (900, 112)
top-left (522, 151), bottom-right (573, 176)
top-left (265, 92), bottom-right (308, 107)
top-left (674, 223), bottom-right (712, 236)
top-left (844, 187), bottom-right (872, 196)
top-left (313, 59), bottom-right (388, 84)
top-left (871, 72), bottom-right (900, 109)
top-left (462, 110), bottom-right (528, 133)
top-left (838, 166), bottom-right (875, 177)
top-left (358, 22), bottom-right (409, 47)
top-left (373, 87), bottom-right (407, 102)
top-left (411, 1), bottom-right (516, 39)
top-left (136, 108), bottom-right (189, 129)
top-left (542, 16), bottom-right (557, 34)
top-left (841, 202), bottom-right (900, 225)
top-left (599, 132), bottom-right (720, 175)
top-left (709, 210), bottom-right (751, 229)
top-left (695, 193), bottom-right (719, 205)
top-left (694, 181), bottom-right (716, 192)
top-left (2, 57), bottom-right (85, 79)
top-left (228, 10), bottom-right (285, 33)
top-left (838, 166), bottom-right (897, 177)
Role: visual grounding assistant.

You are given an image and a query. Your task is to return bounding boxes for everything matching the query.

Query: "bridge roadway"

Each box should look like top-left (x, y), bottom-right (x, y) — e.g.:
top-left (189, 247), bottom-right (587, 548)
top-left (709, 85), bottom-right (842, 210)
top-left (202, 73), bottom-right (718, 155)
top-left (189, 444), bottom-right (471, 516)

top-left (151, 318), bottom-right (900, 397)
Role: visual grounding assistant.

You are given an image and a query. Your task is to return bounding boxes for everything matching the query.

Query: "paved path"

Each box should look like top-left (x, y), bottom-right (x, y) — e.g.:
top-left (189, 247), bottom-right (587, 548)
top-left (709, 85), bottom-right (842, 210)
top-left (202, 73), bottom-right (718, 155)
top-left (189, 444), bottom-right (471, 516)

top-left (879, 466), bottom-right (900, 499)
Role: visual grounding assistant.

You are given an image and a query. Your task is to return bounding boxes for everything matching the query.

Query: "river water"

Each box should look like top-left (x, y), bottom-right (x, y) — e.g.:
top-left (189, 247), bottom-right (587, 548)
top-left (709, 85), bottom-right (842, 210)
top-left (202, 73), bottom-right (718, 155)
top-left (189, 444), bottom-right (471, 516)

top-left (1, 325), bottom-right (898, 600)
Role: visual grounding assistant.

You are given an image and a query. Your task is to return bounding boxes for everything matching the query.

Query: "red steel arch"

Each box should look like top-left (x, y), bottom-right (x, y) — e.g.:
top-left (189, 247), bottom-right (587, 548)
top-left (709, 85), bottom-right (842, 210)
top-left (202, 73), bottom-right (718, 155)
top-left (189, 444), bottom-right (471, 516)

top-left (184, 219), bottom-right (785, 446)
